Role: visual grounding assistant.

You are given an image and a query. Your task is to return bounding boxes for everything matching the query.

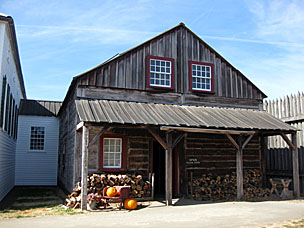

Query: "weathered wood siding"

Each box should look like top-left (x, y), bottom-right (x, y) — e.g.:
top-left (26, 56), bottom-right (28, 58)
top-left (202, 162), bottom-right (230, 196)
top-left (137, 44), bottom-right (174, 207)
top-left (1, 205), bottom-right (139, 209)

top-left (76, 25), bottom-right (264, 109)
top-left (84, 127), bottom-right (152, 178)
top-left (184, 133), bottom-right (261, 177)
top-left (264, 93), bottom-right (304, 195)
top-left (58, 87), bottom-right (78, 192)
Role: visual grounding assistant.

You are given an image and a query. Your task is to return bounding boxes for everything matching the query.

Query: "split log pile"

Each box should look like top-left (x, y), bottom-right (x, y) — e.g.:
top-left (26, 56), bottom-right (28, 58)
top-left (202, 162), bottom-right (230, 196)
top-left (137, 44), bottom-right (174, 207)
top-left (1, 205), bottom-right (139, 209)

top-left (65, 173), bottom-right (152, 208)
top-left (189, 169), bottom-right (271, 201)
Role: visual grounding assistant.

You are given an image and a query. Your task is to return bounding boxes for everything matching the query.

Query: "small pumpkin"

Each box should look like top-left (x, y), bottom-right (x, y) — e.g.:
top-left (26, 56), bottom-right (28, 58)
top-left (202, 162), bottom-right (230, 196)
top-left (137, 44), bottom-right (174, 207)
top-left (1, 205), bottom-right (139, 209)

top-left (124, 198), bottom-right (137, 210)
top-left (106, 187), bottom-right (117, 197)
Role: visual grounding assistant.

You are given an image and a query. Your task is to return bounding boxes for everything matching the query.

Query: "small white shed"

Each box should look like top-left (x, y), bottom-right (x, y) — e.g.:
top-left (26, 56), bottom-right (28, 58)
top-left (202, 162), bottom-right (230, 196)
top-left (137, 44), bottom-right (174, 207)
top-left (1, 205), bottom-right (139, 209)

top-left (15, 100), bottom-right (61, 186)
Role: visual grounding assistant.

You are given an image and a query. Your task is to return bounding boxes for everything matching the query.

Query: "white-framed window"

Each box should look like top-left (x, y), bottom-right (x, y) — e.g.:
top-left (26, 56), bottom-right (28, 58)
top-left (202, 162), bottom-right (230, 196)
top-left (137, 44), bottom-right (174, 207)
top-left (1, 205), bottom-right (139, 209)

top-left (190, 61), bottom-right (214, 92)
top-left (103, 138), bottom-right (122, 168)
top-left (147, 56), bottom-right (174, 89)
top-left (30, 126), bottom-right (45, 151)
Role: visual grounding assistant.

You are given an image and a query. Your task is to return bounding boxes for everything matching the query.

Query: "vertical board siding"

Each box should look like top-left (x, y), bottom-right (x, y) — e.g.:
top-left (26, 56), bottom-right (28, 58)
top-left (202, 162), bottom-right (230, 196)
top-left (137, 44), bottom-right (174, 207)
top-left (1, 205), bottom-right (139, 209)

top-left (15, 115), bottom-right (59, 186)
top-left (264, 93), bottom-right (304, 195)
top-left (0, 132), bottom-right (16, 201)
top-left (76, 26), bottom-right (264, 106)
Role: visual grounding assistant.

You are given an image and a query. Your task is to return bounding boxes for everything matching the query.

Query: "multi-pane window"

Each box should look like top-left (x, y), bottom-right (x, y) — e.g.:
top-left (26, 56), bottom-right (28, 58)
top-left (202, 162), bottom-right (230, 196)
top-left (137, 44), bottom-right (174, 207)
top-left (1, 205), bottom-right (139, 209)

top-left (0, 76), bottom-right (18, 139)
top-left (30, 126), bottom-right (45, 150)
top-left (148, 56), bottom-right (174, 89)
top-left (103, 138), bottom-right (122, 168)
top-left (191, 63), bottom-right (212, 91)
top-left (189, 62), bottom-right (214, 93)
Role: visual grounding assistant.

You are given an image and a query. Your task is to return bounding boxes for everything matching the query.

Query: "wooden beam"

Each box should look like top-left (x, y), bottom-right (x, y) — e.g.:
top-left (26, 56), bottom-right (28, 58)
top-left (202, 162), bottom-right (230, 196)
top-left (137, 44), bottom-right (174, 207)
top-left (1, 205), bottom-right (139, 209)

top-left (225, 133), bottom-right (239, 151)
top-left (165, 131), bottom-right (173, 206)
top-left (81, 125), bottom-right (89, 210)
top-left (242, 134), bottom-right (254, 150)
top-left (76, 121), bottom-right (84, 131)
top-left (280, 133), bottom-right (296, 151)
top-left (236, 136), bottom-right (243, 200)
top-left (88, 125), bottom-right (109, 147)
top-left (148, 127), bottom-right (167, 150)
top-left (292, 133), bottom-right (300, 199)
top-left (160, 126), bottom-right (256, 135)
top-left (172, 133), bottom-right (185, 149)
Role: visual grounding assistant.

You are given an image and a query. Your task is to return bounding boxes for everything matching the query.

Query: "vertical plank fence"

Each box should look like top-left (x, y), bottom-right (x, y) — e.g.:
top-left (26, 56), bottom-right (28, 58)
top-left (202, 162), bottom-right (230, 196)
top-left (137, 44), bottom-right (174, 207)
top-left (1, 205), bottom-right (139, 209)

top-left (264, 92), bottom-right (304, 196)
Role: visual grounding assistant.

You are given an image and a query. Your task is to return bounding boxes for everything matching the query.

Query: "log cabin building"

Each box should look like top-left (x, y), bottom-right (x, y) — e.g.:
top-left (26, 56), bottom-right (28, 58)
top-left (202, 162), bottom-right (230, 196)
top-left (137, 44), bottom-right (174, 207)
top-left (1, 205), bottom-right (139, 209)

top-left (57, 23), bottom-right (299, 209)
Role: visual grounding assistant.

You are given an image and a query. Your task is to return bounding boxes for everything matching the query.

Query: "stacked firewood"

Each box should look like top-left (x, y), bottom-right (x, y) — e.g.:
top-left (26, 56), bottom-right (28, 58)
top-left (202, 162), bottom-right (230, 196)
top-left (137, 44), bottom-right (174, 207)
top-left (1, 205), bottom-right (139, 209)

top-left (65, 173), bottom-right (152, 208)
top-left (189, 169), bottom-right (271, 201)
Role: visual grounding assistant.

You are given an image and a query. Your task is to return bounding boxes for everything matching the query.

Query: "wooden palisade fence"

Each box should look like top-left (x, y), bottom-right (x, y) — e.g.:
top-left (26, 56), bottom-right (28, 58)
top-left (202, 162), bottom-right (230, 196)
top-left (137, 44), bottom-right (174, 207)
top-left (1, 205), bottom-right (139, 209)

top-left (264, 92), bottom-right (304, 195)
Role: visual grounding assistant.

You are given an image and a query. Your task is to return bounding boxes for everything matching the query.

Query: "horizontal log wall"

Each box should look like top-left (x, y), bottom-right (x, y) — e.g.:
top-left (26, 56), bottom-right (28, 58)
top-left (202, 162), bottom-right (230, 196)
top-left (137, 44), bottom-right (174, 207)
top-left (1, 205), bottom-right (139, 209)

top-left (184, 133), bottom-right (261, 177)
top-left (77, 26), bottom-right (264, 108)
top-left (264, 93), bottom-right (304, 194)
top-left (85, 127), bottom-right (152, 178)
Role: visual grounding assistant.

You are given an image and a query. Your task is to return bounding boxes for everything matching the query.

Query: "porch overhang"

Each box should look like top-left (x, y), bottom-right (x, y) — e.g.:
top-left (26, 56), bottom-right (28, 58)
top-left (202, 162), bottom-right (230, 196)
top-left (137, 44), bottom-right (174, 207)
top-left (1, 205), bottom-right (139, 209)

top-left (75, 98), bottom-right (297, 134)
top-left (76, 98), bottom-right (299, 209)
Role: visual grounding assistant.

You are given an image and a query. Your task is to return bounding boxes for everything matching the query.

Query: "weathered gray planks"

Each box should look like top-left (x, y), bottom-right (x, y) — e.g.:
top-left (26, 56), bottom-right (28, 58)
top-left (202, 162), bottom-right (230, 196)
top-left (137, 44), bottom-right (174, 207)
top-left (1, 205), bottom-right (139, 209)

top-left (76, 24), bottom-right (265, 106)
top-left (264, 92), bottom-right (304, 195)
top-left (75, 99), bottom-right (296, 132)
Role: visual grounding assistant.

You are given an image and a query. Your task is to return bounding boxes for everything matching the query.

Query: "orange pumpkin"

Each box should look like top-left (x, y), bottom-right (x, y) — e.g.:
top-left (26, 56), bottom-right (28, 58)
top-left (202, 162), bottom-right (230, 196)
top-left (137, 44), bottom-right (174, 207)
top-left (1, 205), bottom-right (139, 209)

top-left (124, 198), bottom-right (137, 210)
top-left (106, 187), bottom-right (117, 197)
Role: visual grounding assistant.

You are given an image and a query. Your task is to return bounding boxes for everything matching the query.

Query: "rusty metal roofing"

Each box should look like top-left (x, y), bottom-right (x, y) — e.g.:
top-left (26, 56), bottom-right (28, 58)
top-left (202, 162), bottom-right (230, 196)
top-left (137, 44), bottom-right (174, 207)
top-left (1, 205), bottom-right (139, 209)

top-left (75, 99), bottom-right (297, 132)
top-left (19, 99), bottom-right (62, 116)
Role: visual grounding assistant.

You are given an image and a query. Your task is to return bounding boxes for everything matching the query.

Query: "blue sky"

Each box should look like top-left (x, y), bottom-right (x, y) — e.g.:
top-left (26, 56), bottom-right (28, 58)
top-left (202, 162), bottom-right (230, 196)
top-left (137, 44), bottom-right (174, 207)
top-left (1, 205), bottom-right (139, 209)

top-left (1, 0), bottom-right (303, 101)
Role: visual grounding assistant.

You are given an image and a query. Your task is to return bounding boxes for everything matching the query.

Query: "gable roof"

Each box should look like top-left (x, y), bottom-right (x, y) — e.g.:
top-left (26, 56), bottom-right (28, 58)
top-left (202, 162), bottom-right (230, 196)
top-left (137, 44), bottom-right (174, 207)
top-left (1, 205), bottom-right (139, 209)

top-left (73, 22), bottom-right (266, 97)
top-left (0, 14), bottom-right (26, 98)
top-left (59, 23), bottom-right (267, 115)
top-left (19, 99), bottom-right (62, 116)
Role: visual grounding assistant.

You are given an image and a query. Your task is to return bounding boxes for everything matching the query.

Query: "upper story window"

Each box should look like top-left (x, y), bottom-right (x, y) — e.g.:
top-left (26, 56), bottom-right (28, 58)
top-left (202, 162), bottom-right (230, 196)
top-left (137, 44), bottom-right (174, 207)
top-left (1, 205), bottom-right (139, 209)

top-left (189, 61), bottom-right (214, 93)
top-left (30, 126), bottom-right (45, 151)
top-left (147, 56), bottom-right (174, 89)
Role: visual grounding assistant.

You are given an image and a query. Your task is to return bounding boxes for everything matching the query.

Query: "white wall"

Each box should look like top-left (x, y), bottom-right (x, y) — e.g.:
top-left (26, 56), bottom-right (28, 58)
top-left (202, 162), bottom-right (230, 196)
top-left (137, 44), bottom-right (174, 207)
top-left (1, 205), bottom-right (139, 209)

top-left (0, 21), bottom-right (24, 201)
top-left (15, 115), bottom-right (59, 186)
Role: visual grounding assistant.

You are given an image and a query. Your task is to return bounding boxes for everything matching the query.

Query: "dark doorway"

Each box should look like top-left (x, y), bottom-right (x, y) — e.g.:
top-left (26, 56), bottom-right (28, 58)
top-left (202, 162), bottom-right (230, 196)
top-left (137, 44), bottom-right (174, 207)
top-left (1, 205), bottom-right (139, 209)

top-left (153, 141), bottom-right (165, 197)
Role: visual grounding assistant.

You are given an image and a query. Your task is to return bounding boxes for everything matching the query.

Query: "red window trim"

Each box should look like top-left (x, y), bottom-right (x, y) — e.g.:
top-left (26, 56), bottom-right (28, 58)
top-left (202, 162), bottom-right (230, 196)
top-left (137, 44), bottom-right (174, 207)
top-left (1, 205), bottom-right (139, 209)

top-left (99, 134), bottom-right (127, 172)
top-left (147, 55), bottom-right (175, 90)
top-left (189, 61), bottom-right (215, 94)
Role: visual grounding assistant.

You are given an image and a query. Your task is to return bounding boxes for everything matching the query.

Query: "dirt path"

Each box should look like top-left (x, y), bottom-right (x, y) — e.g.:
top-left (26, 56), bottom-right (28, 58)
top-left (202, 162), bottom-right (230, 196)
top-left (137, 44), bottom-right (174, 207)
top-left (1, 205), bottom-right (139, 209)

top-left (1, 199), bottom-right (304, 228)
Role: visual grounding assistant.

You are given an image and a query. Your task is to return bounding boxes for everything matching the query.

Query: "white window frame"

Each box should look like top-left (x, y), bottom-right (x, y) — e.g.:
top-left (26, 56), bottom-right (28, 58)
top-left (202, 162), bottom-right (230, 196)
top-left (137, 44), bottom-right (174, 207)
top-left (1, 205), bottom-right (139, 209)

top-left (149, 57), bottom-right (173, 88)
top-left (103, 138), bottom-right (122, 169)
top-left (29, 126), bottom-right (45, 151)
top-left (191, 63), bottom-right (212, 92)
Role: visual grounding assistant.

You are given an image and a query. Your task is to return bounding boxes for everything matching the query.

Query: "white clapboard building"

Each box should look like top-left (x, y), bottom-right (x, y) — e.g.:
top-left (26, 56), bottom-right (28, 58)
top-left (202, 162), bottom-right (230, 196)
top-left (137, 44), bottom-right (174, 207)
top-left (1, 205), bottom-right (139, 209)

top-left (15, 100), bottom-right (61, 186)
top-left (0, 14), bottom-right (26, 201)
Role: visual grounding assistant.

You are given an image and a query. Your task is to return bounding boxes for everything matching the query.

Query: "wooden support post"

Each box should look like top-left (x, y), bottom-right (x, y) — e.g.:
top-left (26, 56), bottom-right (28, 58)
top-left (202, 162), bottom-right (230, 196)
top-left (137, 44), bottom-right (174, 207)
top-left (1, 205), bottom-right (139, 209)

top-left (236, 136), bottom-right (243, 200)
top-left (172, 133), bottom-right (185, 149)
top-left (88, 125), bottom-right (109, 147)
top-left (292, 132), bottom-right (300, 199)
top-left (148, 127), bottom-right (167, 150)
top-left (260, 136), bottom-right (267, 186)
top-left (81, 125), bottom-right (89, 210)
top-left (166, 131), bottom-right (173, 206)
top-left (151, 173), bottom-right (155, 200)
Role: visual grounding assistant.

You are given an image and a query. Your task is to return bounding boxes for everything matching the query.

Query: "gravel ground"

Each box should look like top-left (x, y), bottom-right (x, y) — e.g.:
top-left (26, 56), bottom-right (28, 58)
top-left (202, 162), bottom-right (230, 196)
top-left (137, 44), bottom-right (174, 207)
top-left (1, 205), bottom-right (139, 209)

top-left (1, 199), bottom-right (304, 228)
